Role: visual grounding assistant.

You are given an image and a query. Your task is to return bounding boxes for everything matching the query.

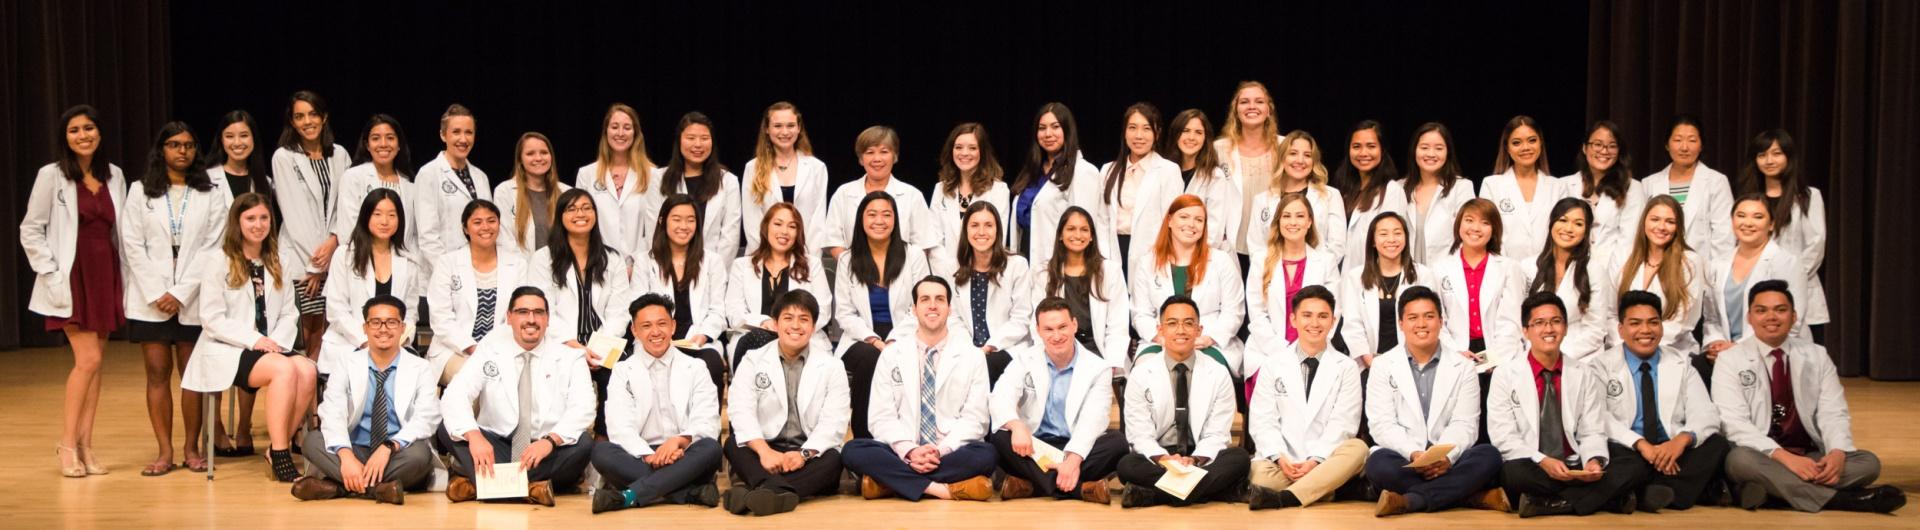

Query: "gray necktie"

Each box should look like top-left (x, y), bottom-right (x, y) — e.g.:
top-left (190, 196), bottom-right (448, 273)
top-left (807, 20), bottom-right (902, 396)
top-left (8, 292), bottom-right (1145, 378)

top-left (512, 351), bottom-right (533, 459)
top-left (1539, 369), bottom-right (1567, 460)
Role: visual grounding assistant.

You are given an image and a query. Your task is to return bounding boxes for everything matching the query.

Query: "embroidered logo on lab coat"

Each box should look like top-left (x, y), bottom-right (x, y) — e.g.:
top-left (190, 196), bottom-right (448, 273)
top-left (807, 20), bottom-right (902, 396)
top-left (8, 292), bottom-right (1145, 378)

top-left (1440, 277), bottom-right (1454, 292)
top-left (1739, 369), bottom-right (1757, 387)
top-left (891, 366), bottom-right (904, 384)
top-left (449, 274), bottom-right (462, 291)
top-left (441, 180), bottom-right (458, 195)
top-left (56, 190), bottom-right (68, 205)
top-left (755, 373), bottom-right (772, 390)
top-left (1607, 380), bottom-right (1623, 398)
top-left (483, 360), bottom-right (500, 377)
top-left (1143, 386), bottom-right (1153, 405)
top-left (1260, 206), bottom-right (1273, 223)
top-left (1498, 198), bottom-right (1515, 213)
top-left (1274, 377), bottom-right (1288, 396)
top-left (595, 181), bottom-right (607, 192)
top-left (1023, 373), bottom-right (1036, 392)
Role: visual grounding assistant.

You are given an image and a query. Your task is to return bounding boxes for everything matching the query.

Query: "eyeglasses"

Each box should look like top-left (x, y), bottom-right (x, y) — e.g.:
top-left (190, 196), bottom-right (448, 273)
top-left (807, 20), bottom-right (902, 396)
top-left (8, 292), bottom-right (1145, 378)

top-left (510, 308), bottom-right (548, 317)
top-left (165, 141), bottom-right (197, 152)
top-left (1526, 317), bottom-right (1567, 329)
top-left (366, 318), bottom-right (405, 330)
top-left (1585, 141), bottom-right (1619, 153)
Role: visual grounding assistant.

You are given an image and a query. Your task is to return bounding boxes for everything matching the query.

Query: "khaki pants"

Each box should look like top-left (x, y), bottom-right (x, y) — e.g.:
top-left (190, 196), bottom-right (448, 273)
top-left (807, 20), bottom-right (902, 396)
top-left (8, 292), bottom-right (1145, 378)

top-left (1248, 438), bottom-right (1367, 506)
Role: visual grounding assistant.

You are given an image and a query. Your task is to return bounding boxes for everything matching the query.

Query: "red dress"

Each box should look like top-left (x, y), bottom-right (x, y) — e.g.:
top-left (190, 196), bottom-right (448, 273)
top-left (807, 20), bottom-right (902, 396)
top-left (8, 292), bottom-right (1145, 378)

top-left (45, 182), bottom-right (125, 333)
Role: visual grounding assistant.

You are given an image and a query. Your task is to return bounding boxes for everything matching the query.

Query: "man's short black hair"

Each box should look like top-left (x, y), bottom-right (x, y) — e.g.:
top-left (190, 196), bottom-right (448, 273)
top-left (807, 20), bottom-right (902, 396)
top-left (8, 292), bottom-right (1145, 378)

top-left (1159, 294), bottom-right (1199, 317)
top-left (509, 286), bottom-right (548, 310)
top-left (771, 290), bottom-right (820, 321)
top-left (1289, 285), bottom-right (1337, 313)
top-left (1748, 279), bottom-right (1794, 309)
top-left (1521, 291), bottom-right (1567, 322)
top-left (1398, 286), bottom-right (1441, 317)
top-left (362, 294), bottom-right (408, 318)
top-left (912, 274), bottom-right (951, 301)
top-left (1617, 290), bottom-right (1663, 319)
top-left (627, 292), bottom-right (675, 317)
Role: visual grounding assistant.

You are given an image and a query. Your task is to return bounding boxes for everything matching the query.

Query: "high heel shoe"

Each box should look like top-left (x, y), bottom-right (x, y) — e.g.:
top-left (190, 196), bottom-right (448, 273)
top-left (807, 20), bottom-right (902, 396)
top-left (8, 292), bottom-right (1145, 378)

top-left (56, 446), bottom-right (85, 478)
top-left (77, 445), bottom-right (108, 475)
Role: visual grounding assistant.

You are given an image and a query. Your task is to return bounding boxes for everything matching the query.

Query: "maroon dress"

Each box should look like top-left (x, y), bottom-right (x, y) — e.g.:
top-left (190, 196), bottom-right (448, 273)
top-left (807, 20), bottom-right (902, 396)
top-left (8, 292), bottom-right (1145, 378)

top-left (45, 182), bottom-right (126, 333)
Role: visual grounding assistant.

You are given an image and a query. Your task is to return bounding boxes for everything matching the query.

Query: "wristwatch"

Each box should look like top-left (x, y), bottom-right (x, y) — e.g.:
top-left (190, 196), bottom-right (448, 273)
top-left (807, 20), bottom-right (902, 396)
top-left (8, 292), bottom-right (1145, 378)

top-left (544, 433), bottom-right (567, 447)
top-left (802, 449), bottom-right (820, 460)
top-left (384, 440), bottom-right (403, 452)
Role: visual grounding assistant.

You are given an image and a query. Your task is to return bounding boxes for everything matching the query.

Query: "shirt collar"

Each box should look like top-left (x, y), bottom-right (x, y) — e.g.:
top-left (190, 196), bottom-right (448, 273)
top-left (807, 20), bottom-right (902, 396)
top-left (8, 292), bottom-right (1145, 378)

top-left (1048, 348), bottom-right (1079, 374)
top-left (1624, 347), bottom-right (1661, 370)
top-left (1528, 352), bottom-right (1562, 376)
top-left (646, 350), bottom-right (675, 370)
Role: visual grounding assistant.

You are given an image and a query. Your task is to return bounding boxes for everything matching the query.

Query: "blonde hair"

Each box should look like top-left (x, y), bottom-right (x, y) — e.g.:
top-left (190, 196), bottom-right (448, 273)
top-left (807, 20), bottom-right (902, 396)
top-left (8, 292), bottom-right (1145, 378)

top-left (1617, 195), bottom-right (1695, 320)
top-left (594, 103), bottom-right (653, 191)
top-left (1268, 129), bottom-right (1329, 197)
top-left (1260, 193), bottom-right (1321, 295)
top-left (1218, 81), bottom-right (1281, 163)
top-left (222, 193), bottom-right (285, 289)
top-left (511, 132), bottom-right (563, 249)
top-left (749, 101), bottom-right (815, 203)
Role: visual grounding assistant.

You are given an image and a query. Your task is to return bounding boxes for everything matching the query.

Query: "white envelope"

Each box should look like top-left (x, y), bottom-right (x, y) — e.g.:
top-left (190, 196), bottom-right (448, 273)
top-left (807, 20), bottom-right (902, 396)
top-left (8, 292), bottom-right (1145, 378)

top-left (1154, 459), bottom-right (1209, 500)
top-left (587, 331), bottom-right (626, 369)
top-left (475, 463), bottom-right (530, 500)
top-left (1030, 437), bottom-right (1066, 472)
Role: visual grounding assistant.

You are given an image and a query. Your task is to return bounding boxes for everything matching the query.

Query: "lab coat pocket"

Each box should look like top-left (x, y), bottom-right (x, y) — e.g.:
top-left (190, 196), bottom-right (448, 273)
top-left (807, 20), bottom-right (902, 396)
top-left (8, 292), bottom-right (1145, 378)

top-left (44, 272), bottom-right (71, 311)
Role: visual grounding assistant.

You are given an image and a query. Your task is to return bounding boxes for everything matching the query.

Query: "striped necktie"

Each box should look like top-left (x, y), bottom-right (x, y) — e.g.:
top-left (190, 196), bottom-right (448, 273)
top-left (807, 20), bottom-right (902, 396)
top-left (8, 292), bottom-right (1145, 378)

top-left (918, 347), bottom-right (940, 446)
top-left (369, 365), bottom-right (394, 449)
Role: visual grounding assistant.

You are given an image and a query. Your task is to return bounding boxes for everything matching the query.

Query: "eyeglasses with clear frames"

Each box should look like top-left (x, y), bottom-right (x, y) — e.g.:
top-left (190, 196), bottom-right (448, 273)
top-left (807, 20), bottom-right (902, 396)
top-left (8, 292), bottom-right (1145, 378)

top-left (366, 318), bottom-right (405, 330)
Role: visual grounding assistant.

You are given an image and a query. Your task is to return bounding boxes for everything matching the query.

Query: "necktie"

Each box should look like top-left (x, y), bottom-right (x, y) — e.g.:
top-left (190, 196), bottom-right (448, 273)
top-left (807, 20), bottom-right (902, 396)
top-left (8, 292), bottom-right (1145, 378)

top-left (1539, 369), bottom-right (1567, 460)
top-left (1302, 357), bottom-right (1320, 397)
top-left (369, 366), bottom-right (393, 449)
top-left (1638, 362), bottom-right (1668, 444)
top-left (1173, 363), bottom-right (1194, 456)
top-left (918, 348), bottom-right (940, 445)
top-left (1766, 348), bottom-right (1808, 454)
top-left (512, 351), bottom-right (534, 459)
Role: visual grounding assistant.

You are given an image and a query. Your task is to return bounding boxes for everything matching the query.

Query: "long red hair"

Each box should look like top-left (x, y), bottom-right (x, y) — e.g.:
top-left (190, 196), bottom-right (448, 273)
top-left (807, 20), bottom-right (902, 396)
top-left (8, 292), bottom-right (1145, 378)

top-left (1151, 194), bottom-right (1212, 288)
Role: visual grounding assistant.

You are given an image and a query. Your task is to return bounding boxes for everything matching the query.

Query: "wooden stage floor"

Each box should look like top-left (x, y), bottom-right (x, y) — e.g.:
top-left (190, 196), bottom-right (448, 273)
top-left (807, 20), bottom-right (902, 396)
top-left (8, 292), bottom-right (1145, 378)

top-left (3, 342), bottom-right (1913, 528)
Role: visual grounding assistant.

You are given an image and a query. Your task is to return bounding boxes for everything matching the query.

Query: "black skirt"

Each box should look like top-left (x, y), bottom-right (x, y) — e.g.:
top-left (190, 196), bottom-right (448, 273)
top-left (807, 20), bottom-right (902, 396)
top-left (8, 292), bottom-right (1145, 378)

top-left (125, 316), bottom-right (203, 344)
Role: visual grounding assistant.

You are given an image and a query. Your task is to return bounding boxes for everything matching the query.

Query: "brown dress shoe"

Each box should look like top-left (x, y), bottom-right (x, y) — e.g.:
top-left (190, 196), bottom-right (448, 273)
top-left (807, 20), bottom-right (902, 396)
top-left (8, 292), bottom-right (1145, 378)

top-left (371, 480), bottom-right (405, 505)
top-left (290, 476), bottom-right (345, 501)
top-left (1000, 475), bottom-right (1034, 500)
top-left (1078, 481), bottom-right (1111, 505)
top-left (527, 480), bottom-right (556, 507)
top-left (446, 476), bottom-right (477, 502)
top-left (1467, 488), bottom-right (1511, 512)
top-left (948, 476), bottom-right (994, 501)
top-left (861, 476), bottom-right (896, 500)
top-left (1375, 491), bottom-right (1410, 517)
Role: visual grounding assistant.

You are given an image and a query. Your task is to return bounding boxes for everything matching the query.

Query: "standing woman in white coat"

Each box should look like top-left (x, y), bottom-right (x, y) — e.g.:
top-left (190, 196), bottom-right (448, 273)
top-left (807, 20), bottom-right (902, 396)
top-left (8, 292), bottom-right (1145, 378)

top-left (1434, 198), bottom-right (1527, 366)
top-left (1245, 193), bottom-right (1340, 394)
top-left (1098, 103), bottom-right (1183, 272)
top-left (1560, 121), bottom-right (1646, 260)
top-left (270, 90), bottom-right (351, 366)
top-left (1029, 206), bottom-right (1129, 366)
top-left (635, 193), bottom-right (729, 391)
top-left (821, 126), bottom-right (938, 257)
top-left (740, 101), bottom-right (828, 254)
top-left (1403, 122), bottom-right (1475, 265)
top-left (1212, 81), bottom-right (1283, 259)
top-left (1479, 115), bottom-right (1564, 263)
top-left (934, 202), bottom-right (1031, 388)
top-left (1246, 130), bottom-right (1348, 267)
top-left (929, 122), bottom-right (1010, 263)
top-left (1339, 213), bottom-right (1431, 368)
top-left (23, 105), bottom-right (126, 477)
top-left (524, 188), bottom-right (635, 439)
top-left (1736, 129), bottom-right (1828, 338)
top-left (1163, 109), bottom-right (1240, 253)
top-left (332, 115), bottom-right (418, 273)
top-left (1010, 102), bottom-right (1103, 263)
top-left (1522, 198), bottom-right (1615, 363)
top-left (653, 112), bottom-right (742, 260)
top-left (180, 193), bottom-right (317, 482)
top-left (1643, 115), bottom-right (1735, 266)
top-left (321, 189), bottom-right (421, 377)
top-left (576, 103), bottom-right (656, 257)
top-left (725, 202), bottom-right (831, 363)
top-left (122, 122), bottom-right (229, 475)
top-left (1331, 120), bottom-right (1408, 270)
top-left (206, 110), bottom-right (273, 198)
top-left (1129, 195), bottom-right (1245, 374)
top-left (427, 200), bottom-right (524, 384)
top-left (1611, 195), bottom-right (1709, 358)
top-left (493, 132), bottom-right (571, 259)
top-left (833, 191), bottom-right (931, 439)
top-left (413, 104), bottom-right (491, 283)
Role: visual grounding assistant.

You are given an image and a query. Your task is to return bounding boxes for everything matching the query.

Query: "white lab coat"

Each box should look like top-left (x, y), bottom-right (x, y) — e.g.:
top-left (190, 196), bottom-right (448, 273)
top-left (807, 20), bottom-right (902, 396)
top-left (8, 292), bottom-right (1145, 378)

top-left (1711, 337), bottom-right (1853, 454)
top-left (1248, 345), bottom-right (1363, 462)
top-left (1644, 163), bottom-right (1736, 267)
top-left (927, 179), bottom-right (1011, 264)
top-left (1028, 257), bottom-right (1131, 365)
top-left (425, 248), bottom-right (528, 369)
top-left (1558, 174), bottom-right (1648, 263)
top-left (1023, 153), bottom-right (1111, 269)
top-left (1183, 166), bottom-right (1243, 254)
top-left (1338, 263), bottom-right (1435, 360)
top-left (318, 348), bottom-right (443, 450)
top-left (869, 332), bottom-right (992, 452)
top-left (1213, 135), bottom-right (1283, 255)
top-left (932, 255), bottom-right (1034, 351)
top-left (180, 251), bottom-right (303, 393)
top-left (632, 252), bottom-right (729, 343)
top-left (1479, 169), bottom-right (1567, 263)
top-left (1129, 249), bottom-right (1246, 375)
top-left (1244, 248), bottom-right (1341, 372)
top-left (575, 162), bottom-right (657, 256)
top-left (1588, 348), bottom-right (1718, 449)
top-left (728, 342), bottom-right (851, 453)
top-left (1610, 250), bottom-right (1709, 356)
top-left (21, 164), bottom-right (127, 317)
top-left (1343, 187), bottom-right (1411, 270)
top-left (1097, 153), bottom-right (1185, 262)
top-left (989, 343), bottom-right (1113, 458)
top-left (1486, 354), bottom-right (1609, 464)
top-left (1245, 186), bottom-right (1349, 271)
top-left (1405, 179), bottom-right (1477, 266)
top-left (1702, 240), bottom-right (1807, 344)
top-left (820, 177), bottom-right (938, 252)
top-left (1521, 258), bottom-right (1618, 363)
top-left (1769, 188), bottom-right (1828, 325)
top-left (521, 246), bottom-right (636, 344)
top-left (439, 333), bottom-right (595, 445)
top-left (649, 166), bottom-right (743, 260)
top-left (329, 163), bottom-right (423, 272)
top-left (1365, 347), bottom-right (1480, 462)
top-left (831, 248), bottom-right (931, 354)
top-left (1432, 251), bottom-right (1528, 369)
top-left (271, 146), bottom-right (351, 277)
top-left (321, 243), bottom-right (423, 374)
top-left (604, 349), bottom-right (721, 455)
top-left (739, 155), bottom-right (830, 255)
top-left (723, 254), bottom-right (833, 351)
top-left (411, 152), bottom-right (491, 278)
top-left (119, 180), bottom-right (230, 324)
top-left (1123, 351), bottom-right (1237, 460)
top-left (491, 177), bottom-right (574, 259)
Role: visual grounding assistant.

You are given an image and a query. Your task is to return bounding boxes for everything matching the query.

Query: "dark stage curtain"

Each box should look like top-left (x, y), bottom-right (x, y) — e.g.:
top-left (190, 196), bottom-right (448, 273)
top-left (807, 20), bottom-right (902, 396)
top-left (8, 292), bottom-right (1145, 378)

top-left (1587, 0), bottom-right (1920, 379)
top-left (2, 0), bottom-right (172, 348)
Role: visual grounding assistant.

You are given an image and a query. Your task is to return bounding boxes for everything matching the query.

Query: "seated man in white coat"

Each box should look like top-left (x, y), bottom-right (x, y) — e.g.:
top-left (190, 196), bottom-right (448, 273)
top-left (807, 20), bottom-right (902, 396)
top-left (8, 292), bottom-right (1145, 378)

top-left (440, 286), bottom-right (596, 506)
top-left (294, 295), bottom-right (440, 504)
top-left (721, 291), bottom-right (849, 516)
top-left (1365, 286), bottom-right (1507, 517)
top-left (1489, 292), bottom-right (1648, 517)
top-left (1247, 286), bottom-right (1366, 510)
top-left (591, 293), bottom-right (723, 513)
top-left (842, 276), bottom-right (996, 501)
top-left (1117, 295), bottom-right (1250, 508)
top-left (1714, 280), bottom-right (1905, 513)
top-left (989, 296), bottom-right (1125, 504)
top-left (1592, 290), bottom-right (1730, 512)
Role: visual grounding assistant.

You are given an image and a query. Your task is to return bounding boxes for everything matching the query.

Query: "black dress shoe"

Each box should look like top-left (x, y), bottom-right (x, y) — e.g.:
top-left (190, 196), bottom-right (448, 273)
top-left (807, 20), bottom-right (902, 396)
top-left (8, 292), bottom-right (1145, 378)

top-left (1279, 490), bottom-right (1302, 508)
top-left (722, 487), bottom-right (751, 515)
top-left (1121, 484), bottom-right (1160, 508)
top-left (684, 483), bottom-right (720, 507)
top-left (1640, 484), bottom-right (1675, 512)
top-left (746, 488), bottom-right (799, 516)
top-left (592, 486), bottom-right (630, 514)
top-left (1824, 485), bottom-right (1908, 514)
top-left (1517, 493), bottom-right (1575, 518)
top-left (1247, 485), bottom-right (1285, 510)
top-left (1736, 481), bottom-right (1768, 510)
top-left (1608, 491), bottom-right (1637, 514)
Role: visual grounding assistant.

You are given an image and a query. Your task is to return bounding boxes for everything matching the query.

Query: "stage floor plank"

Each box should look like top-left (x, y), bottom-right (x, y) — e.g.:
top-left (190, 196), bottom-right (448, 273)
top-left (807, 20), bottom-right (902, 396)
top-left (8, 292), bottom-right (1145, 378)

top-left (3, 343), bottom-right (1913, 528)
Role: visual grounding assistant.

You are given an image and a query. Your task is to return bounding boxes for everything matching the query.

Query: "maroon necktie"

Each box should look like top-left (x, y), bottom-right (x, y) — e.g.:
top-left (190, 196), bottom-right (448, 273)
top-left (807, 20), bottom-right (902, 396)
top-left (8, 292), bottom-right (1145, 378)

top-left (1767, 348), bottom-right (1808, 455)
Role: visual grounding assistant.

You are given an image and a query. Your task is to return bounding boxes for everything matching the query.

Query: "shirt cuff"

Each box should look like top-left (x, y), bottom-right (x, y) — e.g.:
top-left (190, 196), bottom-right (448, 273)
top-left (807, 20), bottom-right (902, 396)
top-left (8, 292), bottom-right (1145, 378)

top-left (328, 444), bottom-right (349, 454)
top-left (890, 441), bottom-right (917, 460)
top-left (393, 439), bottom-right (411, 450)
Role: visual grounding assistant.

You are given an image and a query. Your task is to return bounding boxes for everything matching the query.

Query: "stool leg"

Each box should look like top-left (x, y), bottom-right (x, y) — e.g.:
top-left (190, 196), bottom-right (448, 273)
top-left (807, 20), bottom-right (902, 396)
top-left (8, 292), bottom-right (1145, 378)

top-left (205, 394), bottom-right (217, 480)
